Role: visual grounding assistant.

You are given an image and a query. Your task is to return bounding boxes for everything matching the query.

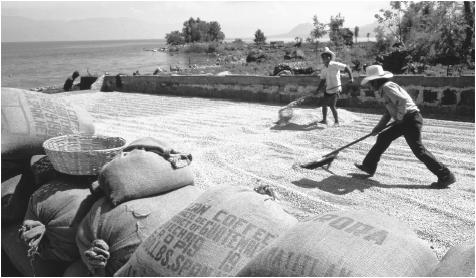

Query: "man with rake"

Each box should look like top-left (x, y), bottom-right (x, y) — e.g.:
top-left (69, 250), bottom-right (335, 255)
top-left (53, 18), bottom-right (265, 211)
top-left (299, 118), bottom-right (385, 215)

top-left (314, 47), bottom-right (354, 126)
top-left (355, 65), bottom-right (456, 188)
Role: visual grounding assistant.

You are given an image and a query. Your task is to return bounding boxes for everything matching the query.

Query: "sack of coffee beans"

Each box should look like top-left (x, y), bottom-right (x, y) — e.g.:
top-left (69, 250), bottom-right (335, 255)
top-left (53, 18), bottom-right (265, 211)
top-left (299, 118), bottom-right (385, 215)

top-left (237, 209), bottom-right (438, 277)
top-left (1, 87), bottom-right (95, 160)
top-left (429, 241), bottom-right (475, 277)
top-left (99, 149), bottom-right (193, 206)
top-left (114, 185), bottom-right (298, 276)
top-left (76, 185), bottom-right (202, 276)
top-left (2, 224), bottom-right (68, 276)
top-left (20, 176), bottom-right (98, 262)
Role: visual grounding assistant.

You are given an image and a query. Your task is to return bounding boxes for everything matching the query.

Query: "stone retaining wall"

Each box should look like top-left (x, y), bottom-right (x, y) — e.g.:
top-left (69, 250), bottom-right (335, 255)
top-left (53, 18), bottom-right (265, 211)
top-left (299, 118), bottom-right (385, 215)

top-left (102, 74), bottom-right (475, 118)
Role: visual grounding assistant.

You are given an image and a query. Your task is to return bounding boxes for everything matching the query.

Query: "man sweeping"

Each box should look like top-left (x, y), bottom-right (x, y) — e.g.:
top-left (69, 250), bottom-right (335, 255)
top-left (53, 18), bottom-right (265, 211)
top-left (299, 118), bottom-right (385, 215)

top-left (354, 65), bottom-right (456, 188)
top-left (314, 47), bottom-right (353, 126)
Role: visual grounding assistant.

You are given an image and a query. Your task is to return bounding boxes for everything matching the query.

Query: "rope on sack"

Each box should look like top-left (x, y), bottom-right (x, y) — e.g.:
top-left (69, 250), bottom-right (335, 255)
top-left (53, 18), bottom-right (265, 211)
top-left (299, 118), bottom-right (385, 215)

top-left (84, 239), bottom-right (110, 276)
top-left (167, 150), bottom-right (193, 169)
top-left (19, 220), bottom-right (46, 277)
top-left (128, 146), bottom-right (193, 169)
top-left (254, 185), bottom-right (278, 201)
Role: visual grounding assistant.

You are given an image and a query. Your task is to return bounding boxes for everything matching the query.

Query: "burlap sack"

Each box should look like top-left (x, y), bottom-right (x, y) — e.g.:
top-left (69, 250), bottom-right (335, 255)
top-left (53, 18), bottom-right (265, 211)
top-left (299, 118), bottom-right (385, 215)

top-left (237, 209), bottom-right (438, 277)
top-left (2, 155), bottom-right (29, 182)
top-left (2, 155), bottom-right (65, 225)
top-left (2, 224), bottom-right (68, 276)
top-left (1, 168), bottom-right (40, 224)
top-left (1, 174), bottom-right (22, 199)
top-left (429, 241), bottom-right (475, 277)
top-left (76, 185), bottom-right (203, 276)
top-left (114, 185), bottom-right (298, 277)
top-left (123, 137), bottom-right (172, 154)
top-left (63, 260), bottom-right (91, 277)
top-left (99, 149), bottom-right (194, 206)
top-left (1, 87), bottom-right (95, 160)
top-left (30, 154), bottom-right (62, 186)
top-left (21, 176), bottom-right (99, 262)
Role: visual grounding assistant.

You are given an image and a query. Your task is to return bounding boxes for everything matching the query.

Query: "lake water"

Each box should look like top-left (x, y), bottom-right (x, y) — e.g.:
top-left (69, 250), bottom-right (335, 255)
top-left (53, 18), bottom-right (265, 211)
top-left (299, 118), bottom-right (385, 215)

top-left (1, 39), bottom-right (216, 89)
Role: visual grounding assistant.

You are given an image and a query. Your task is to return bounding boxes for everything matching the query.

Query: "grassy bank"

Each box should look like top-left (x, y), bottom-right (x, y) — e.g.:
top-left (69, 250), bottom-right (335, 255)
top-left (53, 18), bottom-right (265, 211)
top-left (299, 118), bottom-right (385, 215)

top-left (165, 41), bottom-right (474, 77)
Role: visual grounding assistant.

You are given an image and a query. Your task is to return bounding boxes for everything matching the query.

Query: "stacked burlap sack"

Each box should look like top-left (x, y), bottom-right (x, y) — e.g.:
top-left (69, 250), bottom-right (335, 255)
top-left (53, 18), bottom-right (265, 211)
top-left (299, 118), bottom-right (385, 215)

top-left (2, 88), bottom-right (95, 182)
top-left (237, 210), bottom-right (439, 277)
top-left (114, 185), bottom-right (299, 276)
top-left (1, 87), bottom-right (97, 276)
top-left (3, 136), bottom-right (198, 276)
top-left (70, 137), bottom-right (198, 276)
top-left (1, 87), bottom-right (200, 276)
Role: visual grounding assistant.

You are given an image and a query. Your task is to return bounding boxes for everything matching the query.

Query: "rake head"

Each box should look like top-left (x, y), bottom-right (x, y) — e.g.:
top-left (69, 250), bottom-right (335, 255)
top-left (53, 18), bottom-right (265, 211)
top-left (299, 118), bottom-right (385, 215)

top-left (300, 153), bottom-right (338, 170)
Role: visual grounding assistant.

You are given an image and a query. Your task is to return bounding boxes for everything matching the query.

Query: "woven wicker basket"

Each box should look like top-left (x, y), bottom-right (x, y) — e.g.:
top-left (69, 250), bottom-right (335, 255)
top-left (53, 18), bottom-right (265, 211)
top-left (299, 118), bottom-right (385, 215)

top-left (43, 134), bottom-right (126, 175)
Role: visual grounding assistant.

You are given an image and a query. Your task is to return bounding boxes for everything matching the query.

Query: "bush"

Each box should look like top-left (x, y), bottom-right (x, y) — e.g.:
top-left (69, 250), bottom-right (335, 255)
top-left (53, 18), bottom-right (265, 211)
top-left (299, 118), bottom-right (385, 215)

top-left (207, 43), bottom-right (219, 53)
top-left (165, 31), bottom-right (185, 46)
top-left (183, 43), bottom-right (208, 53)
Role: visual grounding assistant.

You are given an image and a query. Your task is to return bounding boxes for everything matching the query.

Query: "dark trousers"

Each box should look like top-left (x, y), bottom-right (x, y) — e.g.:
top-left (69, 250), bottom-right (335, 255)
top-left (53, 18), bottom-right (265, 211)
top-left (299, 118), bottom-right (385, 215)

top-left (322, 92), bottom-right (338, 122)
top-left (362, 111), bottom-right (450, 178)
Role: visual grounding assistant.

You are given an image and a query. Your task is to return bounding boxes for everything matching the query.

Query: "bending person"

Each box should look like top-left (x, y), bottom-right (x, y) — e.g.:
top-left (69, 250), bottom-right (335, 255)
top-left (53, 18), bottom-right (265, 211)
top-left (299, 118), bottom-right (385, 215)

top-left (63, 70), bottom-right (80, 91)
top-left (354, 65), bottom-right (455, 188)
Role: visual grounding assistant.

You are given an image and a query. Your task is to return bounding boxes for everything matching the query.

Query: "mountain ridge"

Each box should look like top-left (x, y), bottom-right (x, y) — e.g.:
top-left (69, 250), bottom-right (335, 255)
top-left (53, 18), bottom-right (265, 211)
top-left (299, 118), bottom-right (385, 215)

top-left (268, 21), bottom-right (379, 40)
top-left (2, 15), bottom-right (379, 42)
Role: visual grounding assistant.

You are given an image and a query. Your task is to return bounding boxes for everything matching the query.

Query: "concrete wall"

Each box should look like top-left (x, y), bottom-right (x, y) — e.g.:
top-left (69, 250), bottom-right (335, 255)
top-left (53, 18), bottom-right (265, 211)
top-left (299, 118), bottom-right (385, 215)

top-left (102, 74), bottom-right (475, 118)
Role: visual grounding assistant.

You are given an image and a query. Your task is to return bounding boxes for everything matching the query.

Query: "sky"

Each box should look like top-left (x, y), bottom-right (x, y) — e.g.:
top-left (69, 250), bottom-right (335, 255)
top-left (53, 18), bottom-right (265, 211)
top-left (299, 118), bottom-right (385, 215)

top-left (1, 0), bottom-right (390, 38)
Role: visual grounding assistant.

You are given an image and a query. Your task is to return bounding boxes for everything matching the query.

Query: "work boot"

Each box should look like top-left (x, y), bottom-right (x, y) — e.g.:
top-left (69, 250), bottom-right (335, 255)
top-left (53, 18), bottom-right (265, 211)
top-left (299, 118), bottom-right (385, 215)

top-left (430, 172), bottom-right (456, 189)
top-left (334, 121), bottom-right (340, 127)
top-left (354, 163), bottom-right (375, 176)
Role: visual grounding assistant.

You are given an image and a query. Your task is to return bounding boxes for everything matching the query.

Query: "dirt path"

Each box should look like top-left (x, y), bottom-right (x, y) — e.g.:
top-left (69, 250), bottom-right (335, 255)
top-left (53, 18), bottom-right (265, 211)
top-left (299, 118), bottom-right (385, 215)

top-left (63, 91), bottom-right (475, 259)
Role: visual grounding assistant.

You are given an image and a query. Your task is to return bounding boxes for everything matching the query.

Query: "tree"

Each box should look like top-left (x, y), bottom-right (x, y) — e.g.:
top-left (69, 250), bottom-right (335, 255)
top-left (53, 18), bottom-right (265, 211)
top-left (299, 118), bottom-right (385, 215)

top-left (254, 29), bottom-right (266, 45)
top-left (367, 32), bottom-right (370, 42)
top-left (196, 19), bottom-right (211, 41)
top-left (310, 15), bottom-right (328, 54)
top-left (182, 17), bottom-right (196, 43)
top-left (373, 1), bottom-right (473, 68)
top-left (310, 15), bottom-right (328, 41)
top-left (373, 25), bottom-right (394, 54)
top-left (329, 13), bottom-right (345, 47)
top-left (181, 17), bottom-right (225, 43)
top-left (208, 21), bottom-right (225, 42)
top-left (165, 30), bottom-right (185, 45)
top-left (400, 1), bottom-right (470, 65)
top-left (374, 1), bottom-right (408, 46)
top-left (462, 1), bottom-right (475, 64)
top-left (340, 28), bottom-right (354, 46)
top-left (354, 26), bottom-right (359, 43)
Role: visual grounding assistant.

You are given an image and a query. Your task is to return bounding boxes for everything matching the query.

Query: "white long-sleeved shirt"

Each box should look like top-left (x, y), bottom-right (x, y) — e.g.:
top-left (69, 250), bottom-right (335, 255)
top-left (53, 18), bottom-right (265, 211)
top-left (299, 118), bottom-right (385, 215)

top-left (380, 81), bottom-right (419, 121)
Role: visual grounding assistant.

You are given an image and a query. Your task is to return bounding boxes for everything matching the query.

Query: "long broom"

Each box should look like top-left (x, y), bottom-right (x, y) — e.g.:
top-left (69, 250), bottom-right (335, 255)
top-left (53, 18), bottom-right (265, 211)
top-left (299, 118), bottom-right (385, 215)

top-left (300, 122), bottom-right (396, 170)
top-left (277, 85), bottom-right (342, 124)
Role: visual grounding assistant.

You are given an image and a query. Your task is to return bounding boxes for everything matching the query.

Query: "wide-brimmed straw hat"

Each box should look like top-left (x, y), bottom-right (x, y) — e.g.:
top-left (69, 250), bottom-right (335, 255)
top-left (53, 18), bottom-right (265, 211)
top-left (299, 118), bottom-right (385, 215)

top-left (361, 65), bottom-right (394, 85)
top-left (320, 47), bottom-right (336, 60)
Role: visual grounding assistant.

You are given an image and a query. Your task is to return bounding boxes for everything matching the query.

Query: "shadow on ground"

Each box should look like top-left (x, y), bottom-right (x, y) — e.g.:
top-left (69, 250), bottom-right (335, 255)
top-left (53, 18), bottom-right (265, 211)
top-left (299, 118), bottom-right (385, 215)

top-left (292, 173), bottom-right (434, 195)
top-left (270, 122), bottom-right (326, 131)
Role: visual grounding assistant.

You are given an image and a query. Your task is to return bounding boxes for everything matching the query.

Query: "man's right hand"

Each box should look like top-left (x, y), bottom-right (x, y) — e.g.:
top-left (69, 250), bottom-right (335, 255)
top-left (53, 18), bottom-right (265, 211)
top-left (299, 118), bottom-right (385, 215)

top-left (371, 126), bottom-right (384, 136)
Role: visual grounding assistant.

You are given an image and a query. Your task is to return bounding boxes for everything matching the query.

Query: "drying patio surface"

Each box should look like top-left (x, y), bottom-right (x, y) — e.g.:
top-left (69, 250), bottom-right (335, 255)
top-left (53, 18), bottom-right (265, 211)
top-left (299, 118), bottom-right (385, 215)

top-left (62, 90), bottom-right (475, 259)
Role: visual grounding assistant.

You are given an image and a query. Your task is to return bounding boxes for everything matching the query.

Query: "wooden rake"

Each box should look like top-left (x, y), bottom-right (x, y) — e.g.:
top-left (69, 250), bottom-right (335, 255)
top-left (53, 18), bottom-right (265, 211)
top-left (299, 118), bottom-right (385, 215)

top-left (300, 122), bottom-right (396, 170)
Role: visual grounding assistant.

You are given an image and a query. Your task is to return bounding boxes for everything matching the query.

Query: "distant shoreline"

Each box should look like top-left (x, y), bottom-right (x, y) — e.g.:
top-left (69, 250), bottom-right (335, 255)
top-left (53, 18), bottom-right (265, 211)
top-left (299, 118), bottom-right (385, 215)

top-left (1, 36), bottom-right (377, 44)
